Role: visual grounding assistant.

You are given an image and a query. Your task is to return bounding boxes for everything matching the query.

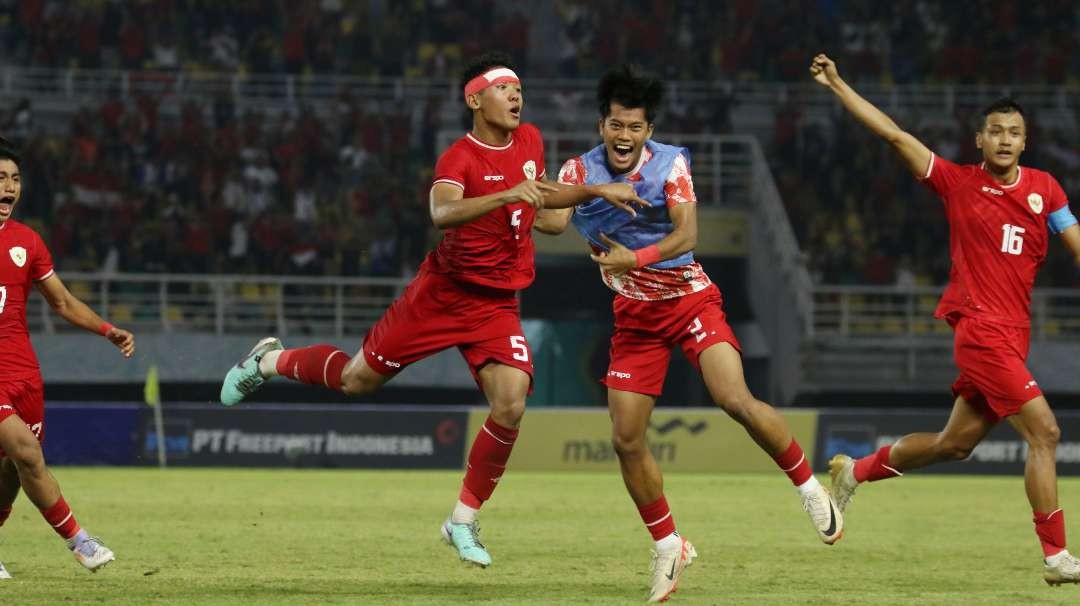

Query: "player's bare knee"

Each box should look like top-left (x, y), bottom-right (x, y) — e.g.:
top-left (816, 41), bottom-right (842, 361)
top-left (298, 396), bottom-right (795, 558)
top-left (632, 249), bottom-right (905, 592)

top-left (7, 439), bottom-right (44, 472)
top-left (491, 398), bottom-right (525, 426)
top-left (339, 371), bottom-right (377, 397)
top-left (937, 435), bottom-right (975, 461)
top-left (1028, 422), bottom-right (1061, 452)
top-left (713, 391), bottom-right (756, 422)
top-left (611, 431), bottom-right (647, 458)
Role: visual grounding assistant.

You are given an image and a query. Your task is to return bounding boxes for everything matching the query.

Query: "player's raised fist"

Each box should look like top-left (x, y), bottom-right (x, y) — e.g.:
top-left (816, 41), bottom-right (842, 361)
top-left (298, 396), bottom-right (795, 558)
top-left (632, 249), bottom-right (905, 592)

top-left (810, 54), bottom-right (840, 88)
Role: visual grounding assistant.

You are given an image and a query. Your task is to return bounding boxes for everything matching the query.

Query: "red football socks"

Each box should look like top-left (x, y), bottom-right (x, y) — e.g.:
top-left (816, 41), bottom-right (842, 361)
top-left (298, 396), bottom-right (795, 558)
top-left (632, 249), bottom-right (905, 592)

top-left (461, 416), bottom-right (519, 505)
top-left (460, 414), bottom-right (518, 505)
top-left (40, 496), bottom-right (80, 540)
top-left (275, 345), bottom-right (349, 391)
top-left (1034, 509), bottom-right (1067, 558)
top-left (853, 445), bottom-right (903, 482)
top-left (773, 439), bottom-right (814, 485)
top-left (638, 495), bottom-right (677, 541)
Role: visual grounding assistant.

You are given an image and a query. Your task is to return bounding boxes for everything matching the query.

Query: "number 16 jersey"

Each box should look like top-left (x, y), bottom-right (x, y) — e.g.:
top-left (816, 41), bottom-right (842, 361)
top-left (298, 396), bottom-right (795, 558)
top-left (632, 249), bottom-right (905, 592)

top-left (922, 154), bottom-right (1070, 327)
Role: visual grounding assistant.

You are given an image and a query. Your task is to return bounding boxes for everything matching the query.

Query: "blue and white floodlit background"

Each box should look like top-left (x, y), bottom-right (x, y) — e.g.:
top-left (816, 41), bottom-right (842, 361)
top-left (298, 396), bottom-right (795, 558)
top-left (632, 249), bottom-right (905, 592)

top-left (4, 0), bottom-right (1080, 596)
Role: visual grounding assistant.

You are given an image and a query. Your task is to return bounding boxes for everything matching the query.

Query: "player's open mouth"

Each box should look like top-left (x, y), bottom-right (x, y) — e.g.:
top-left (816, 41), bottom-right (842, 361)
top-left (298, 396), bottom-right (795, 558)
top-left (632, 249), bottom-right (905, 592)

top-left (611, 144), bottom-right (634, 163)
top-left (509, 106), bottom-right (520, 118)
top-left (0, 197), bottom-right (13, 210)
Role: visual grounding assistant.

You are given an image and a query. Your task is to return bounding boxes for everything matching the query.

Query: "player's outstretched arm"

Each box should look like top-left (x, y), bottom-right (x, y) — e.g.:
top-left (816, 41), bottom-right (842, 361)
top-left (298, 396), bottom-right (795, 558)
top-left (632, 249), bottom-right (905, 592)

top-left (810, 53), bottom-right (932, 178)
top-left (533, 176), bottom-right (647, 234)
top-left (35, 274), bottom-right (135, 358)
top-left (541, 180), bottom-right (648, 215)
top-left (429, 180), bottom-right (557, 229)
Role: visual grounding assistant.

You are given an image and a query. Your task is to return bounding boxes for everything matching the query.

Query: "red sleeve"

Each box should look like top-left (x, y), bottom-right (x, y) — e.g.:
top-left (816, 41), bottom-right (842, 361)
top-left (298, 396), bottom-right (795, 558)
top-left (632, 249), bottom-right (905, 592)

top-left (663, 153), bottom-right (696, 207)
top-left (557, 157), bottom-right (585, 186)
top-left (920, 152), bottom-right (966, 199)
top-left (433, 145), bottom-right (470, 191)
top-left (30, 230), bottom-right (55, 282)
top-left (1047, 174), bottom-right (1069, 214)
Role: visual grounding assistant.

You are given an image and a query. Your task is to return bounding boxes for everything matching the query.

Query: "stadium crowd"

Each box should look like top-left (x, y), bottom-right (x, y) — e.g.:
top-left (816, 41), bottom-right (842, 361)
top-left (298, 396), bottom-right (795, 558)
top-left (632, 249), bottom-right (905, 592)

top-left (3, 0), bottom-right (1080, 286)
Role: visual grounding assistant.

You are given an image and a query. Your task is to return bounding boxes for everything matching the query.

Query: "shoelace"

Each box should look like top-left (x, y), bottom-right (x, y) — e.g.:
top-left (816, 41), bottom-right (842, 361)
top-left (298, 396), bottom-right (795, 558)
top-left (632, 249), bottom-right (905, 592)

top-left (648, 548), bottom-right (681, 574)
top-left (75, 537), bottom-right (105, 558)
top-left (456, 522), bottom-right (485, 550)
top-left (236, 373), bottom-right (261, 394)
top-left (1057, 554), bottom-right (1080, 573)
top-left (802, 492), bottom-right (830, 525)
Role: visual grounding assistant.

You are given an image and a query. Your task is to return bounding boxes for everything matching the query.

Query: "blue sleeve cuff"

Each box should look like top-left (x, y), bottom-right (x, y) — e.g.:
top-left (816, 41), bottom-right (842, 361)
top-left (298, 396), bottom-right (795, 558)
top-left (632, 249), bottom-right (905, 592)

top-left (1048, 206), bottom-right (1078, 234)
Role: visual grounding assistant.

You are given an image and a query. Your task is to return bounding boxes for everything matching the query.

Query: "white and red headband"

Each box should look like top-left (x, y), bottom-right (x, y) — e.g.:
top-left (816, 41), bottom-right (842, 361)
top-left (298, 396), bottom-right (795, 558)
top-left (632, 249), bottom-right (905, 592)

top-left (463, 67), bottom-right (520, 102)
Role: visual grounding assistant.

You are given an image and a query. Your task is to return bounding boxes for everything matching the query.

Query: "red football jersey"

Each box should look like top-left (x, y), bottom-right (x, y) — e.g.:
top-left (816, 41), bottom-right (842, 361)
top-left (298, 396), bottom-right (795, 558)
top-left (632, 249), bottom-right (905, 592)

top-left (0, 220), bottom-right (54, 379)
top-left (423, 123), bottom-right (546, 291)
top-left (923, 154), bottom-right (1069, 327)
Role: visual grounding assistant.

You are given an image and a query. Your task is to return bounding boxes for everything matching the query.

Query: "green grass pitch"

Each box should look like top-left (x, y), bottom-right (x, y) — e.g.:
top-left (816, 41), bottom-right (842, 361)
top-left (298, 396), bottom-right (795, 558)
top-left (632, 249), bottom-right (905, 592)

top-left (1, 468), bottom-right (1078, 605)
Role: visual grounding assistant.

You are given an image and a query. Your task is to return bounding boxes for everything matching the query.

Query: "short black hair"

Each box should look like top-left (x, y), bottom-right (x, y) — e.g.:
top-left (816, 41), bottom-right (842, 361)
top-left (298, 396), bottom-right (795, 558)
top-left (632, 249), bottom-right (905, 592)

top-left (980, 97), bottom-right (1025, 127)
top-left (0, 136), bottom-right (19, 165)
top-left (597, 64), bottom-right (664, 123)
top-left (460, 51), bottom-right (516, 93)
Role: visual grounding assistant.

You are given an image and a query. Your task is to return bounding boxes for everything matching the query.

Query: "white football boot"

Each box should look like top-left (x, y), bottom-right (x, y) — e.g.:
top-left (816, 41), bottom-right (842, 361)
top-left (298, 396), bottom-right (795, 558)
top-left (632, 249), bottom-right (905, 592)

top-left (648, 536), bottom-right (697, 603)
top-left (828, 454), bottom-right (859, 513)
top-left (72, 536), bottom-right (115, 572)
top-left (802, 482), bottom-right (843, 545)
top-left (1044, 550), bottom-right (1080, 586)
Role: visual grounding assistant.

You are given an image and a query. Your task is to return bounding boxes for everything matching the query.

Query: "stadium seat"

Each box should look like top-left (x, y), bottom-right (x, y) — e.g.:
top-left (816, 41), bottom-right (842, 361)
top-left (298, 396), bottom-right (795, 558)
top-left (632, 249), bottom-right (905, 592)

top-left (110, 304), bottom-right (134, 323)
top-left (69, 280), bottom-right (93, 301)
top-left (166, 305), bottom-right (184, 323)
top-left (240, 283), bottom-right (262, 302)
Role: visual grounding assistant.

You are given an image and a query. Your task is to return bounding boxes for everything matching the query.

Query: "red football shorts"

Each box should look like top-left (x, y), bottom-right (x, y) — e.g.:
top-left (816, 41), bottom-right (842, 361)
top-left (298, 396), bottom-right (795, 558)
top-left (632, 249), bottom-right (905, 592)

top-left (0, 375), bottom-right (46, 457)
top-left (362, 269), bottom-right (533, 388)
top-left (603, 283), bottom-right (740, 396)
top-left (948, 314), bottom-right (1041, 423)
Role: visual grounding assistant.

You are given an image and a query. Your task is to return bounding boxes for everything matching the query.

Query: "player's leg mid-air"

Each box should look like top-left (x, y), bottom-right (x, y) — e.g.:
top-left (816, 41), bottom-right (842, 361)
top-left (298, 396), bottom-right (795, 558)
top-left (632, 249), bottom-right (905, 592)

top-left (0, 414), bottom-right (115, 575)
top-left (220, 319), bottom-right (526, 571)
top-left (829, 393), bottom-right (1080, 585)
top-left (698, 342), bottom-right (843, 546)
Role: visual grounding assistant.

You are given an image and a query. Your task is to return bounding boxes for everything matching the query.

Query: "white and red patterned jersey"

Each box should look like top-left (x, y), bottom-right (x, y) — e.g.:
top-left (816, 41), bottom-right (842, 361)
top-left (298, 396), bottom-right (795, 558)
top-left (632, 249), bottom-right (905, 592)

top-left (559, 147), bottom-right (712, 301)
top-left (0, 219), bottom-right (54, 379)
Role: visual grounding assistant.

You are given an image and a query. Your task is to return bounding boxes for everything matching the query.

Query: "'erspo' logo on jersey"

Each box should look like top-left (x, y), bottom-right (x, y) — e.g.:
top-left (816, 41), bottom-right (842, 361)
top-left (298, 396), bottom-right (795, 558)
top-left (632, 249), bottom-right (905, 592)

top-left (8, 246), bottom-right (26, 267)
top-left (1028, 193), bottom-right (1044, 214)
top-left (981, 186), bottom-right (1004, 196)
top-left (371, 351), bottom-right (402, 369)
top-left (483, 175), bottom-right (505, 181)
top-left (608, 370), bottom-right (632, 380)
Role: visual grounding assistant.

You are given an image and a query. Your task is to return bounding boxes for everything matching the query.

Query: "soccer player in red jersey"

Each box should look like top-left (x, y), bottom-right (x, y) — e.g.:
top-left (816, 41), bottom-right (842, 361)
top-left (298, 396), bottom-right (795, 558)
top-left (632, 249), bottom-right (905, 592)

top-left (812, 53), bottom-right (1080, 585)
top-left (547, 65), bottom-right (843, 602)
top-left (219, 52), bottom-right (643, 568)
top-left (0, 137), bottom-right (135, 578)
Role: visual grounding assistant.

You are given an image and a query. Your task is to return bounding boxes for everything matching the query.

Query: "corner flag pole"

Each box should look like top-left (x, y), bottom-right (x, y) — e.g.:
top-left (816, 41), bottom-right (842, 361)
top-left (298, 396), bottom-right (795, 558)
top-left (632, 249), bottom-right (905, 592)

top-left (144, 364), bottom-right (166, 469)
